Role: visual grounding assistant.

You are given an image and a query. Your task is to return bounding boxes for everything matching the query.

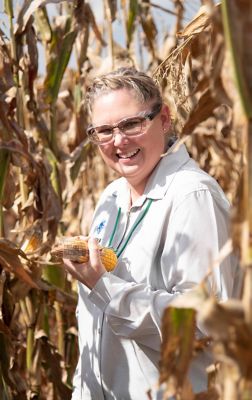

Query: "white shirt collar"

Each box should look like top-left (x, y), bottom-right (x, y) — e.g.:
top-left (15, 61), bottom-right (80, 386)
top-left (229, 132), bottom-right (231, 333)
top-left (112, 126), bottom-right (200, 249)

top-left (145, 141), bottom-right (190, 200)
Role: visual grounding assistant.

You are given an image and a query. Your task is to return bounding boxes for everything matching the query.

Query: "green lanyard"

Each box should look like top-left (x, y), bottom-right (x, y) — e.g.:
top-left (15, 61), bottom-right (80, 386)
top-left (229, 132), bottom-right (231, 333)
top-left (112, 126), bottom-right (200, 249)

top-left (108, 198), bottom-right (153, 258)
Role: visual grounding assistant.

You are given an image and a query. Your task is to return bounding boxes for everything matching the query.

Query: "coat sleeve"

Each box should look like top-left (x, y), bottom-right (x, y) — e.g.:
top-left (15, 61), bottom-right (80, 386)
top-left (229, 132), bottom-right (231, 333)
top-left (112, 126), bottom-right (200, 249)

top-left (71, 356), bottom-right (82, 400)
top-left (88, 189), bottom-right (240, 351)
top-left (71, 292), bottom-right (82, 400)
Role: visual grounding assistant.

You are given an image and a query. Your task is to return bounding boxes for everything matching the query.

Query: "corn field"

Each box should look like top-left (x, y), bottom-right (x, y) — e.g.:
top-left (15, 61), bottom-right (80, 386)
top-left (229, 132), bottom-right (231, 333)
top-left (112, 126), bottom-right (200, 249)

top-left (0, 0), bottom-right (251, 399)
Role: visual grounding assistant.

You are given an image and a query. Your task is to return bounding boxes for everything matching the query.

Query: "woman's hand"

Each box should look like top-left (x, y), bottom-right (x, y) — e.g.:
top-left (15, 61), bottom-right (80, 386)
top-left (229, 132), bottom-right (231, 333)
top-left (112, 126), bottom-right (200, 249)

top-left (63, 237), bottom-right (106, 289)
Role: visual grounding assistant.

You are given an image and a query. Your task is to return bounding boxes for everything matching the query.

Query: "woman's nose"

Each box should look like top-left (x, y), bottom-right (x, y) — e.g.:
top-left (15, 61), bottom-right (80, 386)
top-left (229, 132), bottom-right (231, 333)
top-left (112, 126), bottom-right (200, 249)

top-left (113, 130), bottom-right (129, 146)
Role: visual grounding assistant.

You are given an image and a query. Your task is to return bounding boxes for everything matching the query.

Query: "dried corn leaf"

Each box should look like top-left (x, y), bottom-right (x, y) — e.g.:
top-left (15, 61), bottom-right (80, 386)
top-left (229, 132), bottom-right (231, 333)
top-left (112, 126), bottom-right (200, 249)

top-left (34, 6), bottom-right (52, 43)
top-left (0, 334), bottom-right (18, 394)
top-left (68, 139), bottom-right (90, 183)
top-left (1, 139), bottom-right (33, 176)
top-left (0, 34), bottom-right (15, 94)
top-left (20, 220), bottom-right (43, 254)
top-left (72, 2), bottom-right (90, 72)
top-left (140, 2), bottom-right (157, 60)
top-left (0, 272), bottom-right (14, 336)
top-left (0, 100), bottom-right (14, 140)
top-left (1, 138), bottom-right (62, 245)
top-left (36, 329), bottom-right (72, 399)
top-left (25, 20), bottom-right (39, 99)
top-left (177, 5), bottom-right (215, 38)
top-left (160, 307), bottom-right (196, 391)
top-left (126, 0), bottom-right (138, 49)
top-left (2, 167), bottom-right (16, 210)
top-left (182, 87), bottom-right (219, 135)
top-left (14, 0), bottom-right (74, 35)
top-left (199, 299), bottom-right (252, 365)
top-left (0, 239), bottom-right (39, 288)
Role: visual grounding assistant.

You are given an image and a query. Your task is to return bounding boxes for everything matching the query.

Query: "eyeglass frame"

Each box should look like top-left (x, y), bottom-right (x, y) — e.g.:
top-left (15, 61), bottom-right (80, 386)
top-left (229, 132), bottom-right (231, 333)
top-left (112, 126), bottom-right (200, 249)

top-left (86, 102), bottom-right (163, 145)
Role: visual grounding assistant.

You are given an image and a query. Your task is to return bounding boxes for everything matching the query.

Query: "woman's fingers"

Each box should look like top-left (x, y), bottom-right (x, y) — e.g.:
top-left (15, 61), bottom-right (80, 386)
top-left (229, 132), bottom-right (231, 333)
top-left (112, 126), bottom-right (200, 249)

top-left (88, 237), bottom-right (102, 268)
top-left (62, 257), bottom-right (86, 283)
top-left (63, 257), bottom-right (77, 272)
top-left (78, 235), bottom-right (89, 241)
top-left (62, 238), bottom-right (106, 288)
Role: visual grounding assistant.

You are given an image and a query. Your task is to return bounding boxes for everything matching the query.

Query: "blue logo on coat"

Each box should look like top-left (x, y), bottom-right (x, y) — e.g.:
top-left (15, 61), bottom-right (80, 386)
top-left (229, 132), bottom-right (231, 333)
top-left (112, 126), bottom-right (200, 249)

top-left (95, 220), bottom-right (106, 235)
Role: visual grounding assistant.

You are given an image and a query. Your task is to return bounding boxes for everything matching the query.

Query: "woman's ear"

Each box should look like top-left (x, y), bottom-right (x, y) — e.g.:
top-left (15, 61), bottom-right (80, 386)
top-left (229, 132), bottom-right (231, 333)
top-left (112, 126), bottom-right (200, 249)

top-left (160, 104), bottom-right (171, 133)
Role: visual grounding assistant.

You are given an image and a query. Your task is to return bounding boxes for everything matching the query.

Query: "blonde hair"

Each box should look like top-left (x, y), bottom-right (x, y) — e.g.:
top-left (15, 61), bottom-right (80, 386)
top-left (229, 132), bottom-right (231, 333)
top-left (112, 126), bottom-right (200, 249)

top-left (86, 67), bottom-right (163, 114)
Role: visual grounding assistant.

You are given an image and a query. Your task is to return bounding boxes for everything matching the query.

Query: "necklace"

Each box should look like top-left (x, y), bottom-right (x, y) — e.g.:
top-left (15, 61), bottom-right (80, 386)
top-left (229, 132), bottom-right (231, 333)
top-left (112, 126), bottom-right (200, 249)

top-left (108, 198), bottom-right (153, 258)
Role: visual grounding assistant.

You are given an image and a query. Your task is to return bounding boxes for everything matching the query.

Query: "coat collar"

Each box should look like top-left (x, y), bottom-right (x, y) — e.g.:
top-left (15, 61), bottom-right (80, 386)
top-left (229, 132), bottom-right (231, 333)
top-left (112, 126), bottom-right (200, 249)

top-left (144, 141), bottom-right (190, 201)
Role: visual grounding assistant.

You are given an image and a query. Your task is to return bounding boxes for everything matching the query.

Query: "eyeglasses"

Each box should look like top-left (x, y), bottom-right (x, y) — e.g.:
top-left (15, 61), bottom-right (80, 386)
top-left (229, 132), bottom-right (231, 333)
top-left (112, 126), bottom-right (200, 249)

top-left (87, 102), bottom-right (162, 145)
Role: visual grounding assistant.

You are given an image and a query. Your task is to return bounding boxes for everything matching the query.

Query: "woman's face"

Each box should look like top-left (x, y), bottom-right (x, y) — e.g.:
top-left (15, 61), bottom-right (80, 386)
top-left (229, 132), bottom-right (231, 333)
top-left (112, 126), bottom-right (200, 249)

top-left (91, 89), bottom-right (170, 191)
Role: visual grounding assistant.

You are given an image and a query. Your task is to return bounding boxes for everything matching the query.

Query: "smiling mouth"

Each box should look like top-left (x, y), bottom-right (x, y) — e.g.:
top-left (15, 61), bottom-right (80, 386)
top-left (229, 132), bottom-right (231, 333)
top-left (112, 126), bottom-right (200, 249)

top-left (116, 149), bottom-right (140, 159)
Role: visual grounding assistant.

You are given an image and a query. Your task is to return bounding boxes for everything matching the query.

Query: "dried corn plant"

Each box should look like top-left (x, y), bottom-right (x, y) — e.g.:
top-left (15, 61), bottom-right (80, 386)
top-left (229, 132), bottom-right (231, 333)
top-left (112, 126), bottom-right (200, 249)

top-left (154, 3), bottom-right (241, 206)
top-left (154, 1), bottom-right (252, 399)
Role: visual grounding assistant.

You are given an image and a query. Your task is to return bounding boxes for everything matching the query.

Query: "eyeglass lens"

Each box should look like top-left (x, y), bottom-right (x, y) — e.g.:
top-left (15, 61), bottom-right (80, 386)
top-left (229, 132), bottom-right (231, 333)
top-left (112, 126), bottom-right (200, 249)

top-left (88, 103), bottom-right (161, 144)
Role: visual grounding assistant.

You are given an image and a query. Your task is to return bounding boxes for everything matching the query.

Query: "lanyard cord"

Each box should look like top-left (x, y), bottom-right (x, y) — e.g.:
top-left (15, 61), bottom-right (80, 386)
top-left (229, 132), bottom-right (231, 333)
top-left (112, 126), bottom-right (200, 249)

top-left (116, 199), bottom-right (153, 257)
top-left (108, 207), bottom-right (121, 248)
top-left (108, 198), bottom-right (153, 258)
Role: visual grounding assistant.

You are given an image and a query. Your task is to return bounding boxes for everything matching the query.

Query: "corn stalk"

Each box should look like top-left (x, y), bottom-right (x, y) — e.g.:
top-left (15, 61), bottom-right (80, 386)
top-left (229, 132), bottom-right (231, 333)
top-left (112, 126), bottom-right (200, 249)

top-left (221, 0), bottom-right (252, 330)
top-left (0, 151), bottom-right (9, 237)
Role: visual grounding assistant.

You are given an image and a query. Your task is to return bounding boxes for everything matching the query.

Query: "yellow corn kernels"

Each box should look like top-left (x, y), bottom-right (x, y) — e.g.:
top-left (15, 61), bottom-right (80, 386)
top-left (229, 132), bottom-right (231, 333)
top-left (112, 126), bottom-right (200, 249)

top-left (51, 237), bottom-right (117, 272)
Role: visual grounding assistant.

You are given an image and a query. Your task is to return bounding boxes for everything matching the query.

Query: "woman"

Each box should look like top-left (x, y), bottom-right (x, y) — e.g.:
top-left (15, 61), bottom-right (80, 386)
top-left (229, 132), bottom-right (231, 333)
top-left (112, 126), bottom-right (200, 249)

top-left (64, 67), bottom-right (240, 399)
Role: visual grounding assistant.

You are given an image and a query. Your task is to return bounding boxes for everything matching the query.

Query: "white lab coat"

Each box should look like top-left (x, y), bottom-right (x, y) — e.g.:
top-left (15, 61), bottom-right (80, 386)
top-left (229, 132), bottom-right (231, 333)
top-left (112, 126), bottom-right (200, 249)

top-left (72, 142), bottom-right (241, 399)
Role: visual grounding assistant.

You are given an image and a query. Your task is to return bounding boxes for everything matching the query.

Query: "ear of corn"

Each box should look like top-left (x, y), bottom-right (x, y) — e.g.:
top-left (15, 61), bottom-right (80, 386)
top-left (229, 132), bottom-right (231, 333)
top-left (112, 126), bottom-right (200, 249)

top-left (51, 237), bottom-right (117, 272)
